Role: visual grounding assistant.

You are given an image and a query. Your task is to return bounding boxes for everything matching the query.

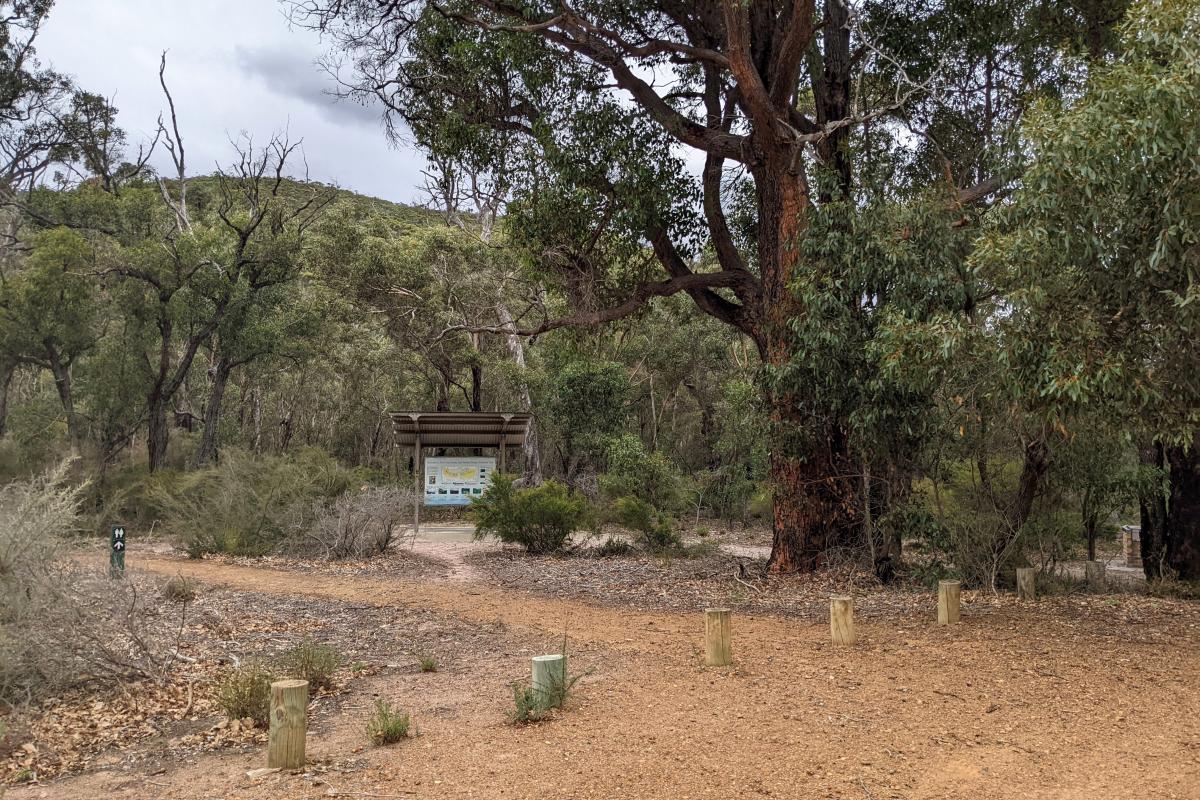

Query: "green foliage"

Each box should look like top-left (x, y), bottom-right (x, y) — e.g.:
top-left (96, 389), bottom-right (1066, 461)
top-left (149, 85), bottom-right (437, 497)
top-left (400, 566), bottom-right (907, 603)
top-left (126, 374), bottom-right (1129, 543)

top-left (507, 683), bottom-right (550, 725)
top-left (216, 662), bottom-right (275, 727)
top-left (155, 449), bottom-right (367, 557)
top-left (366, 699), bottom-right (412, 745)
top-left (471, 473), bottom-right (593, 554)
top-left (595, 536), bottom-right (634, 557)
top-left (418, 654), bottom-right (439, 673)
top-left (280, 637), bottom-right (340, 692)
top-left (605, 495), bottom-right (682, 553)
top-left (600, 434), bottom-right (682, 512)
top-left (546, 361), bottom-right (630, 468)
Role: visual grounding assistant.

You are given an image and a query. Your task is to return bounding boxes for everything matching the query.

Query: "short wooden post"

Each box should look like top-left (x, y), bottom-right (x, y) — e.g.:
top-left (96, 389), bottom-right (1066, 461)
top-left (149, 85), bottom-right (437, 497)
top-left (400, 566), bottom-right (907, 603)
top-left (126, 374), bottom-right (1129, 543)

top-left (830, 595), bottom-right (856, 646)
top-left (704, 608), bottom-right (732, 666)
top-left (937, 580), bottom-right (961, 625)
top-left (267, 679), bottom-right (308, 770)
top-left (1016, 567), bottom-right (1036, 601)
top-left (1085, 560), bottom-right (1106, 591)
top-left (532, 654), bottom-right (566, 706)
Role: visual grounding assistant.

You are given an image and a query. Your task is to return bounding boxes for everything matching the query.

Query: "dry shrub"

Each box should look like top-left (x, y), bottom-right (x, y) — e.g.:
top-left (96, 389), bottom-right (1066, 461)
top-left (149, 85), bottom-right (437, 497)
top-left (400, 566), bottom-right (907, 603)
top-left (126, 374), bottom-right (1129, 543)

top-left (1, 463), bottom-right (188, 706)
top-left (290, 485), bottom-right (416, 560)
top-left (280, 637), bottom-right (340, 691)
top-left (216, 662), bottom-right (274, 727)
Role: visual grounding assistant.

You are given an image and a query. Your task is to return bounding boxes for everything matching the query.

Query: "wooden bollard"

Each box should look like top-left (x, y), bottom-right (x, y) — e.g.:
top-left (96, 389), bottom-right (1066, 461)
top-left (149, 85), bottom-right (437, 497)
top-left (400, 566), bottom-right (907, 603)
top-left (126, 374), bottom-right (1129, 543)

top-left (1085, 560), bottom-right (1106, 591)
top-left (268, 679), bottom-right (308, 770)
top-left (830, 596), bottom-right (856, 646)
top-left (937, 580), bottom-right (961, 625)
top-left (532, 654), bottom-right (566, 706)
top-left (1016, 567), bottom-right (1036, 601)
top-left (704, 608), bottom-right (732, 666)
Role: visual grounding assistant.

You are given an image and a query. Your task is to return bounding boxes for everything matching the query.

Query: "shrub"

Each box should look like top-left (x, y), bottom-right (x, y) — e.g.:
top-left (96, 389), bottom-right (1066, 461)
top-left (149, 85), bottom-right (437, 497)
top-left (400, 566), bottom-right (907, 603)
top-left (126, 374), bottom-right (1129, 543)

top-left (161, 574), bottom-right (198, 603)
top-left (506, 642), bottom-right (584, 724)
top-left (418, 655), bottom-right (439, 673)
top-left (157, 449), bottom-right (367, 557)
top-left (2, 463), bottom-right (186, 704)
top-left (217, 662), bottom-right (274, 727)
top-left (290, 485), bottom-right (415, 560)
top-left (599, 434), bottom-right (682, 512)
top-left (471, 474), bottom-right (593, 554)
top-left (279, 637), bottom-right (340, 691)
top-left (595, 536), bottom-right (633, 557)
top-left (366, 699), bottom-right (412, 745)
top-left (606, 496), bottom-right (682, 553)
top-left (507, 683), bottom-right (550, 724)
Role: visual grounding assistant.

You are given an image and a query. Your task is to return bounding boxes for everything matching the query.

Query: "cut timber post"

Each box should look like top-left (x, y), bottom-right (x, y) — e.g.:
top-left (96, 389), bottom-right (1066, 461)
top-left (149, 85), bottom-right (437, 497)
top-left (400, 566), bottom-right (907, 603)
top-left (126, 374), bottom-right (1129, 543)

top-left (1016, 567), bottom-right (1036, 601)
top-left (829, 596), bottom-right (856, 646)
top-left (937, 580), bottom-right (961, 626)
top-left (704, 608), bottom-right (732, 666)
top-left (532, 654), bottom-right (566, 707)
top-left (267, 679), bottom-right (308, 770)
top-left (1085, 560), bottom-right (1106, 591)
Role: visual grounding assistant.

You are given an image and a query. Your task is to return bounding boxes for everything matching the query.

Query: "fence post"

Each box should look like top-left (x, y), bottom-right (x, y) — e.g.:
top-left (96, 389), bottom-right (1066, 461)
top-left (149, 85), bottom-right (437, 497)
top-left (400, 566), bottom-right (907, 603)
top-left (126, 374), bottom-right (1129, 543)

top-left (268, 679), bottom-right (308, 770)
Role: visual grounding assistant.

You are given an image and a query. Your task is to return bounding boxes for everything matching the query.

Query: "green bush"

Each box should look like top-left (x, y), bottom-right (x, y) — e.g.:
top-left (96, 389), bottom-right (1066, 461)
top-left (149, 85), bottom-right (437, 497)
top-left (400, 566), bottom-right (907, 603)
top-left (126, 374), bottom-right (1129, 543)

top-left (606, 496), bottom-right (682, 553)
top-left (595, 536), bottom-right (634, 557)
top-left (366, 699), bottom-right (412, 745)
top-left (471, 474), bottom-right (593, 554)
top-left (599, 434), bottom-right (682, 512)
top-left (157, 449), bottom-right (369, 557)
top-left (280, 637), bottom-right (340, 691)
top-left (217, 662), bottom-right (275, 727)
top-left (418, 654), bottom-right (439, 673)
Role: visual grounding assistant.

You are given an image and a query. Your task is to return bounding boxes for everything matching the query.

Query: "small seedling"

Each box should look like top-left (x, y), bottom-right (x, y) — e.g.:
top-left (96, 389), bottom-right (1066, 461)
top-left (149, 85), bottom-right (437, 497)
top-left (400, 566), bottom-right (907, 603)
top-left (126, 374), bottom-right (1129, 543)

top-left (366, 699), bottom-right (412, 745)
top-left (418, 655), bottom-right (439, 673)
top-left (507, 637), bottom-right (587, 725)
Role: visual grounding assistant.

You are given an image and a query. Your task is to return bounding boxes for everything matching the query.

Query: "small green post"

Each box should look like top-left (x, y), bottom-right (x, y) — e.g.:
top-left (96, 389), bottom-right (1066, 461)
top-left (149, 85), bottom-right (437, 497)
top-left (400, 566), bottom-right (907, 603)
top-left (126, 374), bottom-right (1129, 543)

top-left (110, 524), bottom-right (126, 578)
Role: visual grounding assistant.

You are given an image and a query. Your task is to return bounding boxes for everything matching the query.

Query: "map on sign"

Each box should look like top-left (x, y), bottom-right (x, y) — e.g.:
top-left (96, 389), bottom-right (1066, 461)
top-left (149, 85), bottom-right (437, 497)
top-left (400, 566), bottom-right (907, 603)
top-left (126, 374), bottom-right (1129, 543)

top-left (424, 457), bottom-right (495, 506)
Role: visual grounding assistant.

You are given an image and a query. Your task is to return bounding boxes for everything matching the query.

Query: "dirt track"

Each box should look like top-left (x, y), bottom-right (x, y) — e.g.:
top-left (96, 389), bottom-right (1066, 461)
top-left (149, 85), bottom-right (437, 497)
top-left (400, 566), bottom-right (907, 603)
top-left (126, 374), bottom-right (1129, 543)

top-left (11, 552), bottom-right (1200, 800)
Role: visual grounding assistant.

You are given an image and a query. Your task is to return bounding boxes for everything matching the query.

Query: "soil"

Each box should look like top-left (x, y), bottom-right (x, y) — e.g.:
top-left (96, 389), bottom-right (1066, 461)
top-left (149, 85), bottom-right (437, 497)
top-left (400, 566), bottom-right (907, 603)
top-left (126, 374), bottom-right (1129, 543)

top-left (5, 539), bottom-right (1200, 800)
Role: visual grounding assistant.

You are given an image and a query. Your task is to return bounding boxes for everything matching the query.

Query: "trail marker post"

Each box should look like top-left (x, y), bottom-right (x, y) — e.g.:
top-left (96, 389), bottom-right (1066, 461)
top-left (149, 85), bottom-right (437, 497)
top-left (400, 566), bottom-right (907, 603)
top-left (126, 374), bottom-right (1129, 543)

top-left (109, 525), bottom-right (126, 578)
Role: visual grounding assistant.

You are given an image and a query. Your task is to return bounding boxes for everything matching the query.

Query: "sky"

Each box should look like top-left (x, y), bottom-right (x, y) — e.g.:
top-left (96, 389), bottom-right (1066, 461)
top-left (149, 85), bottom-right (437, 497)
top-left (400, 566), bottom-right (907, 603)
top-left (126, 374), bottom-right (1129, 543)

top-left (36, 0), bottom-right (428, 204)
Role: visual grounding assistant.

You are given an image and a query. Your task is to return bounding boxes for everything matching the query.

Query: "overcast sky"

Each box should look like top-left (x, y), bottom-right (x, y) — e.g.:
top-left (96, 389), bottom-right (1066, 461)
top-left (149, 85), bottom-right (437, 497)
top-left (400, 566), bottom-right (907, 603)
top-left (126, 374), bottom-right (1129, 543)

top-left (37, 0), bottom-right (427, 204)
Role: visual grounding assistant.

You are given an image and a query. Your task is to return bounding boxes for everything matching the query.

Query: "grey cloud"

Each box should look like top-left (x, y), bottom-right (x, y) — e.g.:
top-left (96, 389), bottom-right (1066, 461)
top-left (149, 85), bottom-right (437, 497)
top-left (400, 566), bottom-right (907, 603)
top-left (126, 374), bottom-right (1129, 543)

top-left (234, 44), bottom-right (381, 128)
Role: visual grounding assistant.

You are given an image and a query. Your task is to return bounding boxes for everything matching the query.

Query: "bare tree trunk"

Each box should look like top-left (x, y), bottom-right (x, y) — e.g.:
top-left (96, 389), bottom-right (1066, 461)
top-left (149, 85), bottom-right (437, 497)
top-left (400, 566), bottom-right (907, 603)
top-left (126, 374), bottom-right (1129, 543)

top-left (1166, 434), bottom-right (1200, 580)
top-left (45, 345), bottom-right (81, 456)
top-left (1140, 441), bottom-right (1168, 579)
top-left (146, 391), bottom-right (170, 470)
top-left (194, 354), bottom-right (233, 466)
top-left (0, 360), bottom-right (13, 438)
top-left (497, 302), bottom-right (541, 483)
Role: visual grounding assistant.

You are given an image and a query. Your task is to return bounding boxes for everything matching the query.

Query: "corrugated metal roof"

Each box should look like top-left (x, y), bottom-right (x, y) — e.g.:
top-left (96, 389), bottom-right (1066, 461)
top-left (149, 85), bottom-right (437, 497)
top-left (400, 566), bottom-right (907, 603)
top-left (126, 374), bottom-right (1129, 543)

top-left (388, 412), bottom-right (532, 447)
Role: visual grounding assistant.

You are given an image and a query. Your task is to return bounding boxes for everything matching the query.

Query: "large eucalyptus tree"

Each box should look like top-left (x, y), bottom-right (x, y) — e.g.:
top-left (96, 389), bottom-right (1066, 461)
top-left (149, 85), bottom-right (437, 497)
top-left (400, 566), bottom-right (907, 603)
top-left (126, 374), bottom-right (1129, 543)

top-left (293, 0), bottom-right (1111, 570)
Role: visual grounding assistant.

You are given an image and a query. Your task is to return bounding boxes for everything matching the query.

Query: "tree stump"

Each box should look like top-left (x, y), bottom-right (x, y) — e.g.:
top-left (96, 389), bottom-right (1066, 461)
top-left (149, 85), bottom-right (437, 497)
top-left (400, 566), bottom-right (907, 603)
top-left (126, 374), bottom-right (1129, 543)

top-left (830, 596), bottom-right (856, 646)
top-left (532, 654), bottom-right (566, 706)
top-left (1016, 567), bottom-right (1036, 601)
top-left (937, 580), bottom-right (961, 626)
top-left (1085, 560), bottom-right (1106, 591)
top-left (267, 679), bottom-right (308, 770)
top-left (704, 608), bottom-right (732, 666)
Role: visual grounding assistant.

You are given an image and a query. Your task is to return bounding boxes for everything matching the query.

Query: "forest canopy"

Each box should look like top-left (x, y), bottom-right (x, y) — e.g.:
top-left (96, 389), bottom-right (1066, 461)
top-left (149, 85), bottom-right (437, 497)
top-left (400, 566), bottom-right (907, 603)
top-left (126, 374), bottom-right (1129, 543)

top-left (1, 0), bottom-right (1198, 583)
